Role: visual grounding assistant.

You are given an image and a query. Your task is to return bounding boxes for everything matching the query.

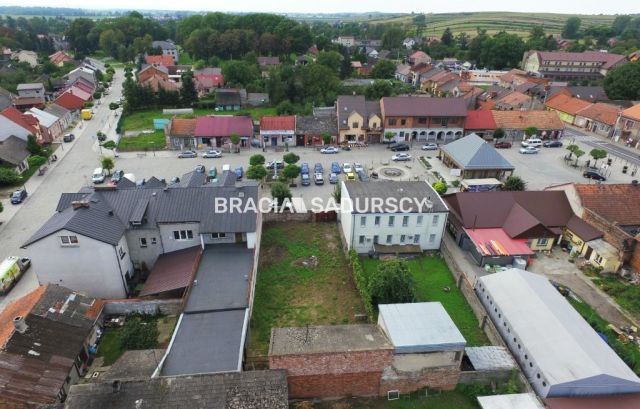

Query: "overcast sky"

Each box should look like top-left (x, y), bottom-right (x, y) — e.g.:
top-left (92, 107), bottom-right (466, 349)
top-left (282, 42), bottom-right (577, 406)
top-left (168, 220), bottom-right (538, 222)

top-left (5, 1), bottom-right (640, 15)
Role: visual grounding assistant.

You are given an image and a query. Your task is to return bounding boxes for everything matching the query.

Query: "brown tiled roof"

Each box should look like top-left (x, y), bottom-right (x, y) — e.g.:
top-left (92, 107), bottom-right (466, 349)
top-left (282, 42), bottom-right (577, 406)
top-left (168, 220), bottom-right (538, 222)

top-left (496, 91), bottom-right (531, 108)
top-left (465, 110), bottom-right (497, 130)
top-left (622, 104), bottom-right (640, 121)
top-left (575, 183), bottom-right (640, 226)
top-left (535, 51), bottom-right (627, 69)
top-left (0, 285), bottom-right (47, 347)
top-left (145, 55), bottom-right (174, 67)
top-left (381, 96), bottom-right (467, 117)
top-left (545, 93), bottom-right (592, 115)
top-left (491, 110), bottom-right (564, 130)
top-left (498, 69), bottom-right (526, 84)
top-left (168, 117), bottom-right (197, 137)
top-left (576, 103), bottom-right (621, 126)
top-left (139, 246), bottom-right (202, 296)
top-left (260, 115), bottom-right (296, 131)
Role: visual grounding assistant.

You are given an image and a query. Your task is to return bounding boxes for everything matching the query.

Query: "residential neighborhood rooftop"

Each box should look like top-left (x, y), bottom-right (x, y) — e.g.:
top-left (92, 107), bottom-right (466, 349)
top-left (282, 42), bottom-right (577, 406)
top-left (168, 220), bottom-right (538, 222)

top-left (441, 133), bottom-right (515, 171)
top-left (342, 181), bottom-right (448, 213)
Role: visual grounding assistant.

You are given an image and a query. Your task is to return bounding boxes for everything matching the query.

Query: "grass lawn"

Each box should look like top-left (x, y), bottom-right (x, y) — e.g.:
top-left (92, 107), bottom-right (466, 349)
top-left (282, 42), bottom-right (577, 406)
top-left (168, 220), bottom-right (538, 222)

top-left (117, 130), bottom-right (166, 151)
top-left (122, 107), bottom-right (277, 131)
top-left (362, 256), bottom-right (489, 346)
top-left (592, 275), bottom-right (640, 321)
top-left (96, 329), bottom-right (124, 365)
top-left (178, 51), bottom-right (193, 65)
top-left (248, 222), bottom-right (365, 358)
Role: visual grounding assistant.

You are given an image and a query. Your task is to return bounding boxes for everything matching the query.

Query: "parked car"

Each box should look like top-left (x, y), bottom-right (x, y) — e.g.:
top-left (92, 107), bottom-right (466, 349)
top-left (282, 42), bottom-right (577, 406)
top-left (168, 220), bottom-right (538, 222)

top-left (357, 170), bottom-right (370, 181)
top-left (10, 188), bottom-right (27, 204)
top-left (195, 164), bottom-right (206, 173)
top-left (342, 163), bottom-right (353, 173)
top-left (203, 149), bottom-right (223, 158)
top-left (266, 160), bottom-right (284, 169)
top-left (421, 143), bottom-right (438, 150)
top-left (392, 153), bottom-right (412, 161)
top-left (341, 145), bottom-right (351, 151)
top-left (178, 150), bottom-right (197, 158)
top-left (63, 133), bottom-right (75, 142)
top-left (92, 167), bottom-right (105, 183)
top-left (0, 256), bottom-right (30, 295)
top-left (329, 173), bottom-right (338, 184)
top-left (583, 169), bottom-right (606, 181)
top-left (331, 162), bottom-right (341, 174)
top-left (521, 138), bottom-right (543, 148)
top-left (390, 143), bottom-right (410, 151)
top-left (301, 173), bottom-right (311, 186)
top-left (320, 146), bottom-right (339, 154)
top-left (371, 171), bottom-right (379, 179)
top-left (346, 171), bottom-right (356, 181)
top-left (543, 140), bottom-right (563, 148)
top-left (519, 146), bottom-right (540, 154)
top-left (111, 170), bottom-right (125, 184)
top-left (314, 172), bottom-right (324, 185)
top-left (314, 163), bottom-right (323, 173)
top-left (353, 162), bottom-right (364, 173)
top-left (494, 141), bottom-right (512, 149)
top-left (300, 162), bottom-right (310, 174)
top-left (235, 166), bottom-right (244, 180)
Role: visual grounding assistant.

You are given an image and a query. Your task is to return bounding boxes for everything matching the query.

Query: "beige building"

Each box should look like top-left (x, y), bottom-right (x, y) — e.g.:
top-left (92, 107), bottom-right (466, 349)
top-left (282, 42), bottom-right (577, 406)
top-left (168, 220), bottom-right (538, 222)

top-left (336, 95), bottom-right (382, 144)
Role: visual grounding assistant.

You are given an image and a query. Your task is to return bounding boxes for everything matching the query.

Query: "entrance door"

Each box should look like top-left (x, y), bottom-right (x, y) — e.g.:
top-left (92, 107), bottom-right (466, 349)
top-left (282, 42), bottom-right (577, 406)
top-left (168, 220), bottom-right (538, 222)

top-left (584, 246), bottom-right (593, 260)
top-left (235, 233), bottom-right (243, 243)
top-left (271, 136), bottom-right (278, 147)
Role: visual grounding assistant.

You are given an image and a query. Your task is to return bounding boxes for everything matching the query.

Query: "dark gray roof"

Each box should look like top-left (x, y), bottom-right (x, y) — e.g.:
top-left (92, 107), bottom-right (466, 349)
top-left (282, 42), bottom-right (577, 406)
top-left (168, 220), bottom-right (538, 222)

top-left (441, 133), bottom-right (515, 170)
top-left (31, 285), bottom-right (101, 330)
top-left (382, 96), bottom-right (468, 117)
top-left (64, 370), bottom-right (288, 409)
top-left (296, 114), bottom-right (338, 135)
top-left (151, 40), bottom-right (177, 50)
top-left (343, 181), bottom-right (449, 213)
top-left (44, 103), bottom-right (70, 119)
top-left (0, 86), bottom-right (14, 111)
top-left (215, 89), bottom-right (241, 106)
top-left (0, 135), bottom-right (29, 165)
top-left (172, 170), bottom-right (207, 188)
top-left (337, 95), bottom-right (380, 130)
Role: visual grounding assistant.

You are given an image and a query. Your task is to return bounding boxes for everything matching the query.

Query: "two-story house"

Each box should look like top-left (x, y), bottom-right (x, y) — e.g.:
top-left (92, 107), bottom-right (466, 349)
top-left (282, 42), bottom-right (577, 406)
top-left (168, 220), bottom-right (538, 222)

top-left (336, 95), bottom-right (382, 144)
top-left (614, 104), bottom-right (640, 148)
top-left (151, 40), bottom-right (179, 63)
top-left (340, 181), bottom-right (449, 254)
top-left (521, 50), bottom-right (627, 81)
top-left (22, 171), bottom-right (259, 299)
top-left (380, 96), bottom-right (467, 143)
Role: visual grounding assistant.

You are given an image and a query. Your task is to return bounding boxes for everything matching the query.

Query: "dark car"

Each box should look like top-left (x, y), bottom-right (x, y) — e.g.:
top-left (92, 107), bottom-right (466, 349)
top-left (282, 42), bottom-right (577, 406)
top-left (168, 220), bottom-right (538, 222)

top-left (111, 170), bottom-right (125, 183)
top-left (195, 164), bottom-right (206, 173)
top-left (390, 143), bottom-right (410, 151)
top-left (494, 141), bottom-right (512, 149)
top-left (583, 169), bottom-right (606, 181)
top-left (234, 166), bottom-right (244, 180)
top-left (314, 163), bottom-right (323, 173)
top-left (543, 140), bottom-right (563, 148)
top-left (63, 133), bottom-right (75, 142)
top-left (10, 188), bottom-right (27, 204)
top-left (357, 170), bottom-right (370, 182)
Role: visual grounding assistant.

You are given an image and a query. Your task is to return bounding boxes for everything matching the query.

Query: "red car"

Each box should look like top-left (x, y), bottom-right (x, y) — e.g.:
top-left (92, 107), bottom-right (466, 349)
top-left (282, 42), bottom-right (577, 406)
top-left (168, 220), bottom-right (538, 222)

top-left (494, 141), bottom-right (512, 149)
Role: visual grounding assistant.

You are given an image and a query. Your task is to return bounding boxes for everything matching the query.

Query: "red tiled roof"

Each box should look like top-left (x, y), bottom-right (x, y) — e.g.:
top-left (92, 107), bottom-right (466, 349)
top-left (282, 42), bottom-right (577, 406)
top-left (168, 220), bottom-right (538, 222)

top-left (54, 91), bottom-right (85, 110)
top-left (145, 55), bottom-right (174, 67)
top-left (0, 285), bottom-right (47, 347)
top-left (496, 91), bottom-right (531, 108)
top-left (139, 246), bottom-right (202, 296)
top-left (622, 104), bottom-right (640, 121)
top-left (194, 115), bottom-right (254, 137)
top-left (168, 117), bottom-right (197, 137)
top-left (1, 107), bottom-right (38, 134)
top-left (69, 86), bottom-right (92, 101)
top-left (260, 115), bottom-right (296, 131)
top-left (535, 51), bottom-right (627, 69)
top-left (410, 51), bottom-right (428, 59)
top-left (576, 103), bottom-right (621, 126)
top-left (48, 51), bottom-right (72, 65)
top-left (141, 75), bottom-right (180, 92)
top-left (492, 110), bottom-right (564, 130)
top-left (194, 73), bottom-right (224, 88)
top-left (465, 110), bottom-right (497, 130)
top-left (545, 93), bottom-right (592, 115)
top-left (575, 183), bottom-right (640, 226)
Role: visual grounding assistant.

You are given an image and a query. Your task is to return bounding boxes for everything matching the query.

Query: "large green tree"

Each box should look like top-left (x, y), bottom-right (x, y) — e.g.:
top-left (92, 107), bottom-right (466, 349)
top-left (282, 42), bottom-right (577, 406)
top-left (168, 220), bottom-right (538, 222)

top-left (66, 18), bottom-right (97, 55)
top-left (382, 26), bottom-right (405, 49)
top-left (562, 17), bottom-right (582, 39)
top-left (370, 59), bottom-right (396, 79)
top-left (222, 60), bottom-right (259, 87)
top-left (604, 62), bottom-right (640, 100)
top-left (368, 258), bottom-right (416, 306)
top-left (180, 72), bottom-right (198, 107)
top-left (503, 175), bottom-right (526, 191)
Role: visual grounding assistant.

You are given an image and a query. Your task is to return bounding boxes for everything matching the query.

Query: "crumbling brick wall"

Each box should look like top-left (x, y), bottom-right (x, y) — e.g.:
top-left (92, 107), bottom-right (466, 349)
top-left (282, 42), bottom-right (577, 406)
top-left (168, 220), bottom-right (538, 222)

top-left (379, 365), bottom-right (460, 395)
top-left (582, 209), bottom-right (634, 263)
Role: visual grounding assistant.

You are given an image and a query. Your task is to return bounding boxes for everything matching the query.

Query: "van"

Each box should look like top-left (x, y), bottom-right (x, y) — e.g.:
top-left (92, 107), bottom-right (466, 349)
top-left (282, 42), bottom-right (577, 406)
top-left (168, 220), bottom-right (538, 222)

top-left (92, 167), bottom-right (105, 184)
top-left (521, 138), bottom-right (542, 148)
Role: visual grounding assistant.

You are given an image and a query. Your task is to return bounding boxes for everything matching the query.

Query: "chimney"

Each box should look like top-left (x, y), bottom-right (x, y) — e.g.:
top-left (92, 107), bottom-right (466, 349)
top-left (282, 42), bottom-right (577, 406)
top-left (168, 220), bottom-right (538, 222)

top-left (71, 200), bottom-right (90, 210)
top-left (13, 316), bottom-right (27, 334)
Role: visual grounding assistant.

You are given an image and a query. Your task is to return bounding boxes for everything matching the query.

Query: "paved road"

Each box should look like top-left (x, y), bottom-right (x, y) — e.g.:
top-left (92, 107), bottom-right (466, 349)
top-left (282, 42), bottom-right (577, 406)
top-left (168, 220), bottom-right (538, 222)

top-left (581, 139), bottom-right (640, 168)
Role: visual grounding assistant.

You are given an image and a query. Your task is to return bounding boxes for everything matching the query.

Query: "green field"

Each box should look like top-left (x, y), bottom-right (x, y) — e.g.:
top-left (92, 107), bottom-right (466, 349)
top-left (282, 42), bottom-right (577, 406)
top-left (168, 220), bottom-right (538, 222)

top-left (121, 107), bottom-right (277, 131)
top-left (362, 255), bottom-right (489, 346)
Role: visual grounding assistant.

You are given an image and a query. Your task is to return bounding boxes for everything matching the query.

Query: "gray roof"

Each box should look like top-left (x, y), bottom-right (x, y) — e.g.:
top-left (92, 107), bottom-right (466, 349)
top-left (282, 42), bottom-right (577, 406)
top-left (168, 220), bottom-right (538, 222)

top-left (17, 83), bottom-right (44, 90)
top-left (100, 349), bottom-right (165, 381)
top-left (64, 370), bottom-right (288, 409)
top-left (296, 114), bottom-right (338, 135)
top-left (381, 96), bottom-right (468, 117)
top-left (30, 285), bottom-right (101, 330)
top-left (152, 40), bottom-right (177, 50)
top-left (44, 103), bottom-right (71, 119)
top-left (0, 135), bottom-right (29, 165)
top-left (378, 302), bottom-right (466, 353)
top-left (478, 269), bottom-right (640, 394)
top-left (194, 67), bottom-right (222, 75)
top-left (0, 86), bottom-right (14, 111)
top-left (269, 324), bottom-right (392, 356)
top-left (441, 133), bottom-right (515, 170)
top-left (23, 175), bottom-right (259, 247)
top-left (342, 181), bottom-right (449, 213)
top-left (336, 95), bottom-right (380, 130)
top-left (465, 346), bottom-right (517, 371)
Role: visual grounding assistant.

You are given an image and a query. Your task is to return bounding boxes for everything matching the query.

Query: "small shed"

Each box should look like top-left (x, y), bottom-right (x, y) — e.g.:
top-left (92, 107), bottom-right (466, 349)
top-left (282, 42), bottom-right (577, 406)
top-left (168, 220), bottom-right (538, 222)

top-left (478, 393), bottom-right (545, 409)
top-left (440, 133), bottom-right (514, 180)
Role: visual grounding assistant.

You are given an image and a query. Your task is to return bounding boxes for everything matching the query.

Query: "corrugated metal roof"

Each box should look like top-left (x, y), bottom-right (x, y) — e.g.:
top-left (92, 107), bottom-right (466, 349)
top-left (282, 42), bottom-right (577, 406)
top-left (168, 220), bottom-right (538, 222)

top-left (465, 346), bottom-right (517, 371)
top-left (478, 393), bottom-right (545, 409)
top-left (139, 246), bottom-right (201, 296)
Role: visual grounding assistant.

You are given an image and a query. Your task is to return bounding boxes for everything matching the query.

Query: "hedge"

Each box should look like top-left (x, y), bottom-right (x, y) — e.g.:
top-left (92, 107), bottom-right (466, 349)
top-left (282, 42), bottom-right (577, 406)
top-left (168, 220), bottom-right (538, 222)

top-left (348, 250), bottom-right (374, 319)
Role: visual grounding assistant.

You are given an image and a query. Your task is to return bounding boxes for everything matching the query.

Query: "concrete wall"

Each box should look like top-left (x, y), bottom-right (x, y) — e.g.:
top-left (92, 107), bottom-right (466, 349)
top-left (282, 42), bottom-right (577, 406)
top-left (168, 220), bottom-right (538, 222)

top-left (458, 369), bottom-right (515, 385)
top-left (379, 365), bottom-right (460, 394)
top-left (262, 212), bottom-right (313, 223)
top-left (158, 222), bottom-right (201, 253)
top-left (340, 181), bottom-right (354, 247)
top-left (103, 298), bottom-right (183, 316)
top-left (125, 228), bottom-right (163, 270)
top-left (28, 229), bottom-right (128, 299)
top-left (392, 351), bottom-right (460, 371)
top-left (201, 232), bottom-right (236, 245)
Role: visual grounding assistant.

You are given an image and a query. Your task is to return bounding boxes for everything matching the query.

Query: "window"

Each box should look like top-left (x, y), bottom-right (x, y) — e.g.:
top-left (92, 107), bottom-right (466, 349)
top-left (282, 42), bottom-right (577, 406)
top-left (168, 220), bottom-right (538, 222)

top-left (388, 118), bottom-right (397, 126)
top-left (60, 235), bottom-right (79, 246)
top-left (417, 117), bottom-right (427, 124)
top-left (386, 235), bottom-right (392, 244)
top-left (432, 215), bottom-right (439, 226)
top-left (400, 235), bottom-right (406, 243)
top-left (400, 119), bottom-right (406, 125)
top-left (454, 351), bottom-right (462, 361)
top-left (374, 216), bottom-right (380, 226)
top-left (173, 230), bottom-right (194, 240)
top-left (373, 235), bottom-right (379, 244)
top-left (429, 234), bottom-right (436, 243)
top-left (440, 118), bottom-right (448, 126)
top-left (139, 238), bottom-right (147, 248)
top-left (119, 247), bottom-right (126, 260)
top-left (537, 238), bottom-right (548, 246)
top-left (359, 235), bottom-right (365, 244)
top-left (360, 216), bottom-right (366, 227)
top-left (151, 237), bottom-right (157, 245)
top-left (352, 122), bottom-right (359, 128)
top-left (388, 216), bottom-right (395, 227)
top-left (211, 233), bottom-right (227, 239)
top-left (402, 216), bottom-right (409, 227)
top-left (413, 235), bottom-right (420, 244)
top-left (594, 254), bottom-right (604, 264)
top-left (417, 215), bottom-right (423, 225)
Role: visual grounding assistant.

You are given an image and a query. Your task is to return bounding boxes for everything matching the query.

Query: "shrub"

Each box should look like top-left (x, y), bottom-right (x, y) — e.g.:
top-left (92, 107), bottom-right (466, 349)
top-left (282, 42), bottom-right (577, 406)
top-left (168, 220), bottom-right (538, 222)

top-left (432, 180), bottom-right (448, 195)
top-left (271, 182), bottom-right (292, 205)
top-left (102, 140), bottom-right (117, 150)
top-left (367, 258), bottom-right (416, 306)
top-left (26, 134), bottom-right (42, 155)
top-left (283, 152), bottom-right (300, 165)
top-left (0, 168), bottom-right (21, 186)
top-left (119, 316), bottom-right (158, 350)
top-left (249, 154), bottom-right (266, 166)
top-left (109, 102), bottom-right (119, 110)
top-left (348, 250), bottom-right (374, 319)
top-left (27, 155), bottom-right (47, 168)
top-left (84, 102), bottom-right (94, 108)
top-left (93, 92), bottom-right (102, 99)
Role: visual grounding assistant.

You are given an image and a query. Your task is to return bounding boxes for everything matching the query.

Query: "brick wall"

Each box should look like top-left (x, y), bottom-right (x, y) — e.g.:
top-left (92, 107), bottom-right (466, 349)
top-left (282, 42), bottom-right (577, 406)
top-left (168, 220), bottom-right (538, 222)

top-left (582, 209), bottom-right (633, 262)
top-left (288, 372), bottom-right (382, 398)
top-left (269, 350), bottom-right (393, 377)
top-left (379, 366), bottom-right (460, 394)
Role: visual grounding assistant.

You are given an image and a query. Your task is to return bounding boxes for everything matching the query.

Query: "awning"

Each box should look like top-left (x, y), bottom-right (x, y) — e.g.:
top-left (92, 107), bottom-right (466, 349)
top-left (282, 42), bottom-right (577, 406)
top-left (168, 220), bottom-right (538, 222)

top-left (465, 228), bottom-right (534, 257)
top-left (139, 246), bottom-right (202, 296)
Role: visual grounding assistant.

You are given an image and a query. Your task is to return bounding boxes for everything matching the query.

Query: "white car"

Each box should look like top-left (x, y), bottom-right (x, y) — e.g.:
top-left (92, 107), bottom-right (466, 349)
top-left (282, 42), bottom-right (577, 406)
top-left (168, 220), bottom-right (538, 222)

top-left (202, 149), bottom-right (222, 158)
top-left (519, 146), bottom-right (540, 154)
top-left (521, 138), bottom-right (543, 148)
top-left (320, 146), bottom-right (339, 154)
top-left (353, 162), bottom-right (364, 173)
top-left (422, 143), bottom-right (438, 150)
top-left (392, 153), bottom-right (412, 161)
top-left (342, 163), bottom-right (353, 173)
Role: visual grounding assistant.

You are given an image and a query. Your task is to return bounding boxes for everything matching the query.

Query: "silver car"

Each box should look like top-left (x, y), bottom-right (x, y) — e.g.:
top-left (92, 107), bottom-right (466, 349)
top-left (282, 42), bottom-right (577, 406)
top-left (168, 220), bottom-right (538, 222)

top-left (203, 149), bottom-right (222, 158)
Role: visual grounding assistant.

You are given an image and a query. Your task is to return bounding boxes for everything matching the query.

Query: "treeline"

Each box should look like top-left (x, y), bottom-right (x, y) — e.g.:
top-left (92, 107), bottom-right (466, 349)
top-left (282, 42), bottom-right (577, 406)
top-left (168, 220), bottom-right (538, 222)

top-left (0, 16), bottom-right (68, 53)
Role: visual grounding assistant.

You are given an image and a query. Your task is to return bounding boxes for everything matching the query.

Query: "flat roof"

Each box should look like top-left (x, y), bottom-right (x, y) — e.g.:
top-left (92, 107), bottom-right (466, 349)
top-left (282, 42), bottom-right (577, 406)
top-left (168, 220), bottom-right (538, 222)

top-left (161, 309), bottom-right (247, 376)
top-left (269, 324), bottom-right (392, 356)
top-left (465, 346), bottom-right (517, 371)
top-left (478, 393), bottom-right (545, 409)
top-left (378, 302), bottom-right (466, 353)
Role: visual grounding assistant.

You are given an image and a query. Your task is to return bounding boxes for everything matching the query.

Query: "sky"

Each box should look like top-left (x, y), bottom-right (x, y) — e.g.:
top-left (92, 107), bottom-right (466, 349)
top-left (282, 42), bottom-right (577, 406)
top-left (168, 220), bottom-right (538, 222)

top-left (5, 1), bottom-right (640, 15)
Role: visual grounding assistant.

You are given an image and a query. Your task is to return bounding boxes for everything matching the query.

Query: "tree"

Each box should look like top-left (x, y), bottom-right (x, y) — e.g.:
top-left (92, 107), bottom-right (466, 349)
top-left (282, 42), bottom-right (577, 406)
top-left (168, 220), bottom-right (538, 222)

top-left (316, 51), bottom-right (343, 75)
top-left (0, 200), bottom-right (3, 213)
top-left (493, 128), bottom-right (505, 142)
top-left (332, 183), bottom-right (341, 203)
top-left (589, 148), bottom-right (607, 165)
top-left (370, 59), bottom-right (396, 79)
top-left (282, 164), bottom-right (301, 185)
top-left (0, 168), bottom-right (21, 186)
top-left (102, 140), bottom-right (117, 150)
top-left (27, 155), bottom-right (47, 168)
top-left (441, 28), bottom-right (454, 46)
top-left (180, 72), bottom-right (198, 107)
top-left (524, 127), bottom-right (538, 138)
top-left (432, 181), bottom-right (448, 195)
top-left (566, 144), bottom-right (579, 159)
top-left (573, 148), bottom-right (585, 166)
top-left (66, 18), bottom-right (97, 56)
top-left (456, 32), bottom-right (469, 50)
top-left (222, 60), bottom-right (259, 87)
top-left (101, 156), bottom-right (115, 175)
top-left (26, 134), bottom-right (42, 155)
top-left (367, 258), bottom-right (416, 306)
top-left (271, 181), bottom-right (292, 205)
top-left (249, 154), bottom-right (266, 166)
top-left (562, 17), bottom-right (582, 39)
top-left (382, 26), bottom-right (405, 49)
top-left (503, 175), bottom-right (526, 191)
top-left (321, 133), bottom-right (331, 145)
top-left (384, 131), bottom-right (395, 143)
top-left (229, 133), bottom-right (241, 153)
top-left (109, 102), bottom-right (120, 110)
top-left (604, 62), bottom-right (640, 100)
top-left (283, 152), bottom-right (300, 165)
top-left (246, 164), bottom-right (267, 182)
top-left (97, 132), bottom-right (107, 144)
top-left (276, 100), bottom-right (296, 115)
top-left (365, 80), bottom-right (394, 99)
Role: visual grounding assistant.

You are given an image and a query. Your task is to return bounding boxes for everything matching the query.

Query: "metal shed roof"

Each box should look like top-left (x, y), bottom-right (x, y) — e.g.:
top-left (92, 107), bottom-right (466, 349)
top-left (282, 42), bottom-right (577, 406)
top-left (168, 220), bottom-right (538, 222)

top-left (478, 393), bottom-right (545, 409)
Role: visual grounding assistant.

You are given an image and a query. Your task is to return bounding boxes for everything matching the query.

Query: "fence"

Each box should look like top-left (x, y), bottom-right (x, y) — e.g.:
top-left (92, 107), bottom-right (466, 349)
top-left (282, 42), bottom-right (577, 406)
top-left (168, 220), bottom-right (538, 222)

top-left (103, 298), bottom-right (183, 316)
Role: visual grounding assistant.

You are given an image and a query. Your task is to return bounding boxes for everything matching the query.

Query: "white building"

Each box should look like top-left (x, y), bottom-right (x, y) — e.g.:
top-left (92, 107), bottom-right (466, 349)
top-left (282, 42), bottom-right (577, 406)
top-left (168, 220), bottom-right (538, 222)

top-left (23, 171), bottom-right (259, 299)
top-left (152, 40), bottom-right (179, 62)
top-left (340, 181), bottom-right (448, 254)
top-left (477, 269), bottom-right (640, 398)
